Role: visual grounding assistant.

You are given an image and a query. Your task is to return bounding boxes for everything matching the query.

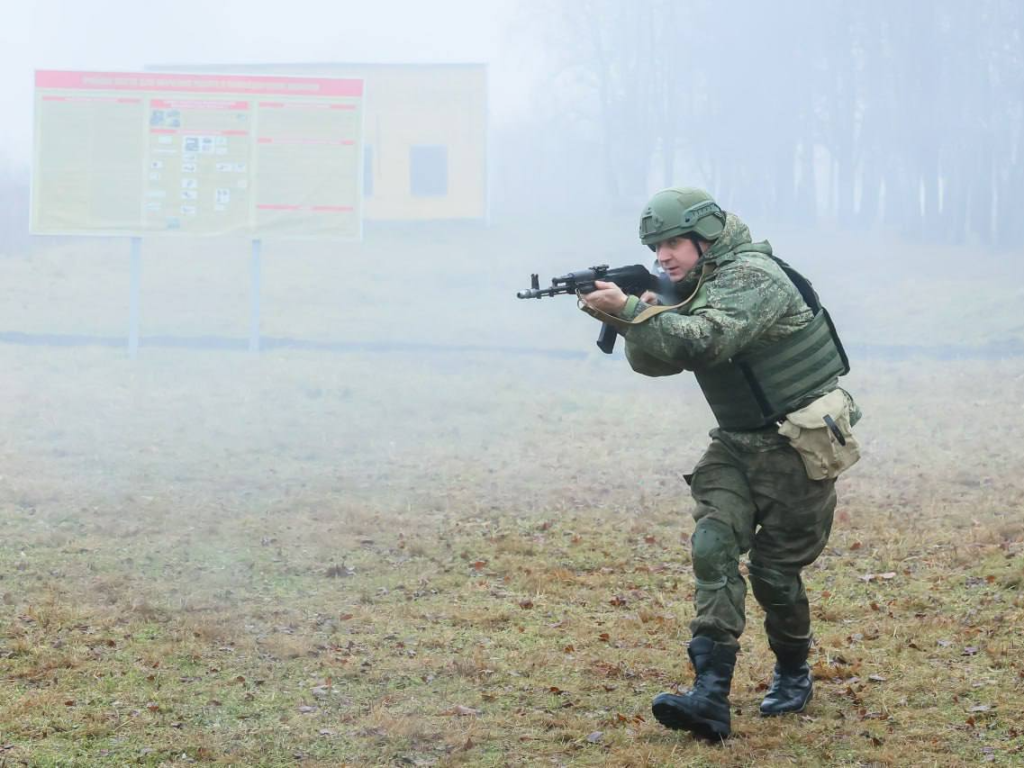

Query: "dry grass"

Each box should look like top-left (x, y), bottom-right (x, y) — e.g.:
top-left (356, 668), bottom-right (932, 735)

top-left (1, 227), bottom-right (1023, 765)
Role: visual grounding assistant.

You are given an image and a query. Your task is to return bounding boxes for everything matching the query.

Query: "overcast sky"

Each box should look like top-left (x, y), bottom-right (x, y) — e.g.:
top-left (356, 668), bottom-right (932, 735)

top-left (0, 0), bottom-right (532, 166)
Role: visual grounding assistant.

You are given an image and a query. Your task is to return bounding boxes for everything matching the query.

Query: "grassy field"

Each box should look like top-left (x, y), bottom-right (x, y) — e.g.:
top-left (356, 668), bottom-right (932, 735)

top-left (1, 223), bottom-right (1023, 766)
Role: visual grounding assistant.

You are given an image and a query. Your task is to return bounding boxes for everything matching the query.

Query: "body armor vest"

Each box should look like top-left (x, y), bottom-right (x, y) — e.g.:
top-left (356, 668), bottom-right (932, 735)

top-left (691, 248), bottom-right (850, 430)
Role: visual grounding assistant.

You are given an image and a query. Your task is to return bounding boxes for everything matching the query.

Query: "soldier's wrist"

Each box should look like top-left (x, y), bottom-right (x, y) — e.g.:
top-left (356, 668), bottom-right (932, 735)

top-left (620, 295), bottom-right (642, 319)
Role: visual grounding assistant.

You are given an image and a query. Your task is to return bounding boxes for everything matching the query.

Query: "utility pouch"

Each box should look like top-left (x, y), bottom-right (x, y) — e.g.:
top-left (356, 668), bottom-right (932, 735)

top-left (778, 389), bottom-right (860, 480)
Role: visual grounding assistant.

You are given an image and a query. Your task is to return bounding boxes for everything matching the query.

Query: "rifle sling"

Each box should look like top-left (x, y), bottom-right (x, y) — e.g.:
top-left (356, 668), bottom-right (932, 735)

top-left (577, 264), bottom-right (714, 332)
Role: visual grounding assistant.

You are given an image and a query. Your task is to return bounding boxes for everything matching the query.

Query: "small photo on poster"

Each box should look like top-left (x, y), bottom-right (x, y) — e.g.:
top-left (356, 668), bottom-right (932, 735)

top-left (181, 190), bottom-right (198, 200)
top-left (181, 205), bottom-right (197, 216)
top-left (150, 160), bottom-right (164, 170)
top-left (181, 162), bottom-right (198, 173)
top-left (183, 136), bottom-right (200, 152)
top-left (181, 178), bottom-right (198, 189)
top-left (215, 188), bottom-right (231, 204)
top-left (200, 137), bottom-right (215, 154)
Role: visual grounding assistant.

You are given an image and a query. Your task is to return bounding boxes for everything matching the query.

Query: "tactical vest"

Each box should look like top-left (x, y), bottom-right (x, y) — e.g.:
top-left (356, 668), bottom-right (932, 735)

top-left (688, 245), bottom-right (850, 431)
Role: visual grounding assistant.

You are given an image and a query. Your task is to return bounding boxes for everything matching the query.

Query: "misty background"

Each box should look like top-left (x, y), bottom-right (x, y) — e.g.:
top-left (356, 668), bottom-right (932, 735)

top-left (3, 0), bottom-right (1024, 252)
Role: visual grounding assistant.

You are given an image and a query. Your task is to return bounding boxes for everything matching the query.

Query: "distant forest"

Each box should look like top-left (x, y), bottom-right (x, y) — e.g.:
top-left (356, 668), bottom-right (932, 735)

top-left (504, 0), bottom-right (1023, 247)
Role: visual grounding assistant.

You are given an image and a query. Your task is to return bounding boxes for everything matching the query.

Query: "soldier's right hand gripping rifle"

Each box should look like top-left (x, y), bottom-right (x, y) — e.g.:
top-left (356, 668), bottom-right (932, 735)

top-left (516, 264), bottom-right (672, 354)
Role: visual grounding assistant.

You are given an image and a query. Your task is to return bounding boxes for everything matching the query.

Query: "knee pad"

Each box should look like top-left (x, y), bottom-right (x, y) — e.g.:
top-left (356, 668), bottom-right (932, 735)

top-left (747, 562), bottom-right (803, 607)
top-left (691, 517), bottom-right (737, 591)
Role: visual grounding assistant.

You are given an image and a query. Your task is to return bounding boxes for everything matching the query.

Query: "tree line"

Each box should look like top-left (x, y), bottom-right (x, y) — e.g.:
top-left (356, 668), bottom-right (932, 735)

top-left (511, 0), bottom-right (1023, 247)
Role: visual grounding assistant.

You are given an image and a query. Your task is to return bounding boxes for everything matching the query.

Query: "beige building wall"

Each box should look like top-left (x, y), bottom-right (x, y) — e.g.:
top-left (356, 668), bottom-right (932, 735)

top-left (161, 63), bottom-right (488, 222)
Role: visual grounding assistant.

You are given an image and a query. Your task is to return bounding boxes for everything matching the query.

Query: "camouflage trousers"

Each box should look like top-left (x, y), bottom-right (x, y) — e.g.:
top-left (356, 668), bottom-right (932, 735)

top-left (685, 430), bottom-right (837, 650)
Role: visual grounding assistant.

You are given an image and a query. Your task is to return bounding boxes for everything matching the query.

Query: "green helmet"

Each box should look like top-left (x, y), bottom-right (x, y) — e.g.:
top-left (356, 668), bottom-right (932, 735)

top-left (638, 187), bottom-right (726, 250)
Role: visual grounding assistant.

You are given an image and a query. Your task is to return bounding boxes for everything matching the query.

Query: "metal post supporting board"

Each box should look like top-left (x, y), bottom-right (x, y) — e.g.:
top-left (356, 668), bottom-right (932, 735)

top-left (128, 236), bottom-right (141, 358)
top-left (249, 239), bottom-right (262, 352)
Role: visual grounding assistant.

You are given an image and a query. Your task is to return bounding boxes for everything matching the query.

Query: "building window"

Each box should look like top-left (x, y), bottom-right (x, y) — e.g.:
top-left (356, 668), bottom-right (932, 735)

top-left (363, 146), bottom-right (374, 198)
top-left (410, 145), bottom-right (448, 197)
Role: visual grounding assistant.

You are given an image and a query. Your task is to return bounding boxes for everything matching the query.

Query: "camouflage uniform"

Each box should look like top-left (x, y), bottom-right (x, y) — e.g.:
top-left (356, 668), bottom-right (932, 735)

top-left (619, 213), bottom-right (859, 653)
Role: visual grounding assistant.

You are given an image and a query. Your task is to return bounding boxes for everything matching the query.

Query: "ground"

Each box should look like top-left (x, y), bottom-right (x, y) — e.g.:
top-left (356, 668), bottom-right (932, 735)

top-left (0, 222), bottom-right (1022, 766)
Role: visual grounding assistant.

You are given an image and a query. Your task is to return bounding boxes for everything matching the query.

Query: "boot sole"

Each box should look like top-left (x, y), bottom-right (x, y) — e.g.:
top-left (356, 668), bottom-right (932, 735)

top-left (759, 688), bottom-right (813, 717)
top-left (652, 700), bottom-right (730, 741)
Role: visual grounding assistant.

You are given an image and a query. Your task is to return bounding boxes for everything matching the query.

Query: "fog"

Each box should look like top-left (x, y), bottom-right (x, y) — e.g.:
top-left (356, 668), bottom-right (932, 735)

top-left (3, 1), bottom-right (1023, 245)
top-left (1, 0), bottom-right (1021, 479)
top-left (2, 2), bottom-right (1023, 762)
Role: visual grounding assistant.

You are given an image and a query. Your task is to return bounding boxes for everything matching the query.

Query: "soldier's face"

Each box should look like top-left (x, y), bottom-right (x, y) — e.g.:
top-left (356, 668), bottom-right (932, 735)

top-left (656, 237), bottom-right (701, 282)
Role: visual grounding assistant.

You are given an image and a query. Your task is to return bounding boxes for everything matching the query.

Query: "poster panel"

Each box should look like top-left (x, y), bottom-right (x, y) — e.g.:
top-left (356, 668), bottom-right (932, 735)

top-left (31, 70), bottom-right (364, 239)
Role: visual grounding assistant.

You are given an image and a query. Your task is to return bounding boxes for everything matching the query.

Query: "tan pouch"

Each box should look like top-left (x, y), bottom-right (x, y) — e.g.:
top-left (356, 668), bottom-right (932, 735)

top-left (778, 389), bottom-right (861, 480)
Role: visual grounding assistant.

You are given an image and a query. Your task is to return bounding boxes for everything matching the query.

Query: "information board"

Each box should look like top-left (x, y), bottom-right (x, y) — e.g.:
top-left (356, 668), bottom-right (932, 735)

top-left (31, 70), bottom-right (364, 239)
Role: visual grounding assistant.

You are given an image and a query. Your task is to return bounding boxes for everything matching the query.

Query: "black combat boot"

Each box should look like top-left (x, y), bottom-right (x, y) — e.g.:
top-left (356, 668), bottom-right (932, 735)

top-left (652, 635), bottom-right (736, 740)
top-left (759, 638), bottom-right (813, 716)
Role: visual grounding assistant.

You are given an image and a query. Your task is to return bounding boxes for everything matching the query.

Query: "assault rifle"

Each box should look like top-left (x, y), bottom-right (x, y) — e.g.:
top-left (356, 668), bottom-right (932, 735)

top-left (517, 264), bottom-right (672, 354)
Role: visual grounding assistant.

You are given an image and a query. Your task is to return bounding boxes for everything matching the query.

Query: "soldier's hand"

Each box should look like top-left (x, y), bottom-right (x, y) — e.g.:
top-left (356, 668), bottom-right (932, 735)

top-left (640, 291), bottom-right (661, 305)
top-left (582, 280), bottom-right (628, 315)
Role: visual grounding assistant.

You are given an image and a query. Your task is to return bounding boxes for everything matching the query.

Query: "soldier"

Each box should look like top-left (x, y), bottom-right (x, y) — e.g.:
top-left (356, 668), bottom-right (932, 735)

top-left (580, 188), bottom-right (861, 740)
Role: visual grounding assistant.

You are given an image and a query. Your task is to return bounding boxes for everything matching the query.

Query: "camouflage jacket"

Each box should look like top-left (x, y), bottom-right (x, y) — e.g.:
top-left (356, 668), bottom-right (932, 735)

top-left (618, 213), bottom-right (858, 449)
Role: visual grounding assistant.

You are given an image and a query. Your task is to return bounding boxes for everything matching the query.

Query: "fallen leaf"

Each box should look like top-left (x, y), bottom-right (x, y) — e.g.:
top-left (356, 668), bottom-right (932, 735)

top-left (879, 572), bottom-right (897, 580)
top-left (851, 541), bottom-right (863, 550)
top-left (518, 599), bottom-right (534, 609)
top-left (586, 731), bottom-right (603, 744)
top-left (969, 705), bottom-right (991, 713)
top-left (868, 675), bottom-right (887, 683)
top-left (860, 730), bottom-right (883, 746)
top-left (441, 705), bottom-right (480, 717)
